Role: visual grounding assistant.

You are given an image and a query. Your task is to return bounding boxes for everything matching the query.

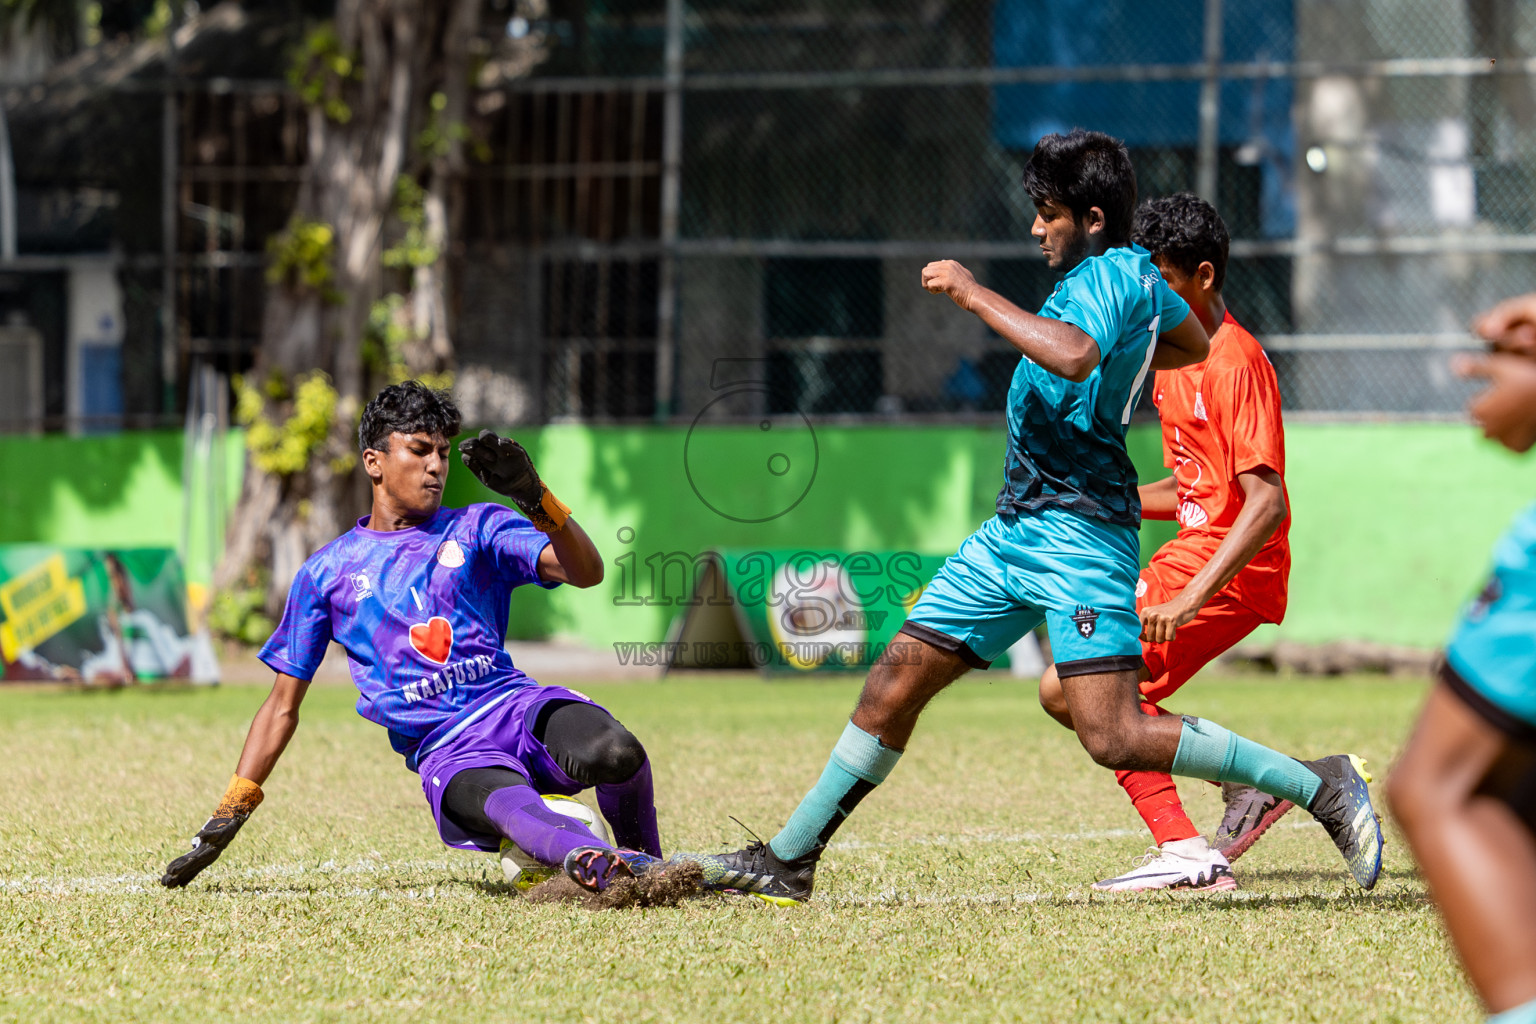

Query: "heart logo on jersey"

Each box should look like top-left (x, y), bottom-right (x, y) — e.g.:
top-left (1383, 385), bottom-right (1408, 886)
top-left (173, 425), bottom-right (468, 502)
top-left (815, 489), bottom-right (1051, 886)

top-left (409, 616), bottom-right (453, 664)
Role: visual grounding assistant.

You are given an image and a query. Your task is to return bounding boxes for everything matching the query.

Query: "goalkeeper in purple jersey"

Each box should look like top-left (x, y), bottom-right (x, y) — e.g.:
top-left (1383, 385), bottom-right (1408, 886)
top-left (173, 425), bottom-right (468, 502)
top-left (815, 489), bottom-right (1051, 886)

top-left (161, 381), bottom-right (663, 894)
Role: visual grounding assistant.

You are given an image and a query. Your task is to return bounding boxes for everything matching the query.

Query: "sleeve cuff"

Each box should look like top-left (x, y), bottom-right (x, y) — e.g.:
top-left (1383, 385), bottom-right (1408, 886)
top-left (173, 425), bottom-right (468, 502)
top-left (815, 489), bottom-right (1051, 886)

top-left (1058, 315), bottom-right (1108, 361)
top-left (258, 650), bottom-right (315, 682)
top-left (1232, 460), bottom-right (1282, 479)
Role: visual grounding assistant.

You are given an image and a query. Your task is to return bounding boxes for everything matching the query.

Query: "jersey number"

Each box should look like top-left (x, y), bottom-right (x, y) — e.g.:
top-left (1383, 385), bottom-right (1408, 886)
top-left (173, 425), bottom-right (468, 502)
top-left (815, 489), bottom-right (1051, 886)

top-left (1121, 313), bottom-right (1159, 425)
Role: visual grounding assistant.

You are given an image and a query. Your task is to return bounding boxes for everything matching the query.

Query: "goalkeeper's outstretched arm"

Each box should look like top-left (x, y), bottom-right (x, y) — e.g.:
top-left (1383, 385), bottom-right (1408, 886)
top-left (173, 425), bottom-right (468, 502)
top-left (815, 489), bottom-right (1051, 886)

top-left (231, 672), bottom-right (310, 784)
top-left (160, 672), bottom-right (310, 888)
top-left (536, 515), bottom-right (604, 588)
top-left (457, 428), bottom-right (604, 587)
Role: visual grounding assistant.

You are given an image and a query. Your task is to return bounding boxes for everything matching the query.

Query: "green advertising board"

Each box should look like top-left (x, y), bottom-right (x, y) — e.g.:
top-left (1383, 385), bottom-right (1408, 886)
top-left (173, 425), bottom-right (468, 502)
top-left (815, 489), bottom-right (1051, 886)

top-left (661, 548), bottom-right (1024, 674)
top-left (0, 546), bottom-right (218, 684)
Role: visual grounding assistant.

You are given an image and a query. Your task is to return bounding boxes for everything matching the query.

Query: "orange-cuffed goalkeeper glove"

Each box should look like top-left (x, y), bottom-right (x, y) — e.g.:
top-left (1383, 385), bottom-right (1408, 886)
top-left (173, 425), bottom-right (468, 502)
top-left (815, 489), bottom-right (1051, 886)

top-left (160, 775), bottom-right (263, 888)
top-left (457, 429), bottom-right (571, 533)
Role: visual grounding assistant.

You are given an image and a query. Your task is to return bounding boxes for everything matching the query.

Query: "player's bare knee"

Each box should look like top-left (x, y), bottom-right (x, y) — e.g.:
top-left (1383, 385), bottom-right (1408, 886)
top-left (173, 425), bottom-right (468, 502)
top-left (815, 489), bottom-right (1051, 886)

top-left (1386, 772), bottom-right (1447, 841)
top-left (1383, 761), bottom-right (1415, 826)
top-left (1037, 670), bottom-right (1067, 717)
top-left (1386, 745), bottom-right (1450, 831)
top-left (852, 687), bottom-right (907, 734)
top-left (1076, 722), bottom-right (1137, 771)
top-left (1088, 739), bottom-right (1138, 772)
top-left (861, 659), bottom-right (938, 716)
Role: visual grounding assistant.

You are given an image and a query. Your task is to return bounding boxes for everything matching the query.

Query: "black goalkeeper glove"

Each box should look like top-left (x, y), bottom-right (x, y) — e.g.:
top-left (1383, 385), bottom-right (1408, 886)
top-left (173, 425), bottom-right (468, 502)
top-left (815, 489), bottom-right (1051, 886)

top-left (161, 775), bottom-right (263, 888)
top-left (458, 429), bottom-right (571, 533)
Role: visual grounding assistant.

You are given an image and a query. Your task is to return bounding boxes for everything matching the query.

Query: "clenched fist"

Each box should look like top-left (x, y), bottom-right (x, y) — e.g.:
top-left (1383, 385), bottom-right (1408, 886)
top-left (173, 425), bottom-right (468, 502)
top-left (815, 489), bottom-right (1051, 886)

top-left (1139, 595), bottom-right (1200, 645)
top-left (1455, 352), bottom-right (1536, 453)
top-left (1473, 293), bottom-right (1536, 359)
top-left (922, 260), bottom-right (980, 312)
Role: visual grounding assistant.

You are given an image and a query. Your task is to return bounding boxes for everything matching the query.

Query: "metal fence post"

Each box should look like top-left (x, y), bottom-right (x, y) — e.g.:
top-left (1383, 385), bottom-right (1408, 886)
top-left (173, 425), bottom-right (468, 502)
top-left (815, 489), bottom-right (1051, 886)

top-left (654, 0), bottom-right (685, 421)
top-left (1196, 0), bottom-right (1224, 202)
top-left (160, 22), bottom-right (180, 417)
top-left (0, 102), bottom-right (15, 261)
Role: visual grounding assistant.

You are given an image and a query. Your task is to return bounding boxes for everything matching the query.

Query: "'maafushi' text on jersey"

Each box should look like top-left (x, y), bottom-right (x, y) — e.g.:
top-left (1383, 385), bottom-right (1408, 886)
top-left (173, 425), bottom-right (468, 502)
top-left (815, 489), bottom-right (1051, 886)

top-left (259, 503), bottom-right (555, 769)
top-left (998, 244), bottom-right (1191, 528)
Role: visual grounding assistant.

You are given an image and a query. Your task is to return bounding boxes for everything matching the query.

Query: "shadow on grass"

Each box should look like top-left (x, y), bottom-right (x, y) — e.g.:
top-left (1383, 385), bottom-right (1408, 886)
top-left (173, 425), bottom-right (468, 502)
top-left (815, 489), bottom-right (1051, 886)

top-left (1237, 865), bottom-right (1422, 886)
top-left (1144, 890), bottom-right (1437, 913)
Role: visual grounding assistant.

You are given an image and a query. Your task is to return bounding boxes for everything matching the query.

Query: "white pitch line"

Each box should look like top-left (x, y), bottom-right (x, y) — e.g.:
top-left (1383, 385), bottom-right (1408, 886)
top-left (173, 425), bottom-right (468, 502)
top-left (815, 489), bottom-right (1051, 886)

top-left (0, 857), bottom-right (467, 896)
top-left (0, 823), bottom-right (1326, 897)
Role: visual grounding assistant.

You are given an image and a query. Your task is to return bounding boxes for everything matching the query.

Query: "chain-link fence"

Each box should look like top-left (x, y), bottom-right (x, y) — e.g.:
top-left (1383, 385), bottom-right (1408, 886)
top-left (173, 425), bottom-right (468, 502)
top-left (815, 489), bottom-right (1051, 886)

top-left (10, 0), bottom-right (1530, 428)
top-left (485, 0), bottom-right (1536, 422)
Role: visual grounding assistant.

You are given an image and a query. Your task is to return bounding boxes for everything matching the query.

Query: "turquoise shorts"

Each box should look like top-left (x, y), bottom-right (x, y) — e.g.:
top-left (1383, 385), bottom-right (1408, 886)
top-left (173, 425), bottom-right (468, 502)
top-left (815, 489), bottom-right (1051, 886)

top-left (1444, 502), bottom-right (1536, 739)
top-left (903, 509), bottom-right (1144, 676)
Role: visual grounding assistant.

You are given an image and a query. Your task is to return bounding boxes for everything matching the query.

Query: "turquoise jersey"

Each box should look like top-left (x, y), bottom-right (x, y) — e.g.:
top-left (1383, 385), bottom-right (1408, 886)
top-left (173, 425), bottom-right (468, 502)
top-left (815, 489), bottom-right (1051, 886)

top-left (997, 244), bottom-right (1190, 528)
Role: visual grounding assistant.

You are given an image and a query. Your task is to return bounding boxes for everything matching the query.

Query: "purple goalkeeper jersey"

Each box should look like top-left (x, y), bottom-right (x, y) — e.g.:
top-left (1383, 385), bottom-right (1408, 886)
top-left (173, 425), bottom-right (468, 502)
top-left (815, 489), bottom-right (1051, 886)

top-left (259, 503), bottom-right (556, 769)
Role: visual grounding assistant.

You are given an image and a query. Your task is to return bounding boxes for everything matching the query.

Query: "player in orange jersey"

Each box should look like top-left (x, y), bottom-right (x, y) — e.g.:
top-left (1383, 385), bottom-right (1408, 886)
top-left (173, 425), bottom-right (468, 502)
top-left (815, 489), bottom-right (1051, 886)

top-left (1038, 192), bottom-right (1294, 892)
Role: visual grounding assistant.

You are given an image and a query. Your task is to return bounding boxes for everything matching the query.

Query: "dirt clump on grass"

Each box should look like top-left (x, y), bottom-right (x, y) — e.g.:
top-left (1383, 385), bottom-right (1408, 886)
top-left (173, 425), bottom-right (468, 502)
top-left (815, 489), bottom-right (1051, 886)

top-left (526, 860), bottom-right (705, 910)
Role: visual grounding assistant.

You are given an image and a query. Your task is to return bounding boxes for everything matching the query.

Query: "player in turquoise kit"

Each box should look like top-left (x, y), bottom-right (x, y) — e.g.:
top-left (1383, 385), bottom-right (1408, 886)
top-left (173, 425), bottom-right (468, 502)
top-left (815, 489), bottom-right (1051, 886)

top-left (680, 130), bottom-right (1385, 903)
top-left (161, 382), bottom-right (664, 894)
top-left (1389, 295), bottom-right (1536, 1024)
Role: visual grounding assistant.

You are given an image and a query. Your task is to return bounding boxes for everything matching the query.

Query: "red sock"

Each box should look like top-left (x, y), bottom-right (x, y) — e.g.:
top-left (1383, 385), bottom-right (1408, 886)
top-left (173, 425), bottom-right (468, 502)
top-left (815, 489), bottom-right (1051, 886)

top-left (1115, 701), bottom-right (1200, 846)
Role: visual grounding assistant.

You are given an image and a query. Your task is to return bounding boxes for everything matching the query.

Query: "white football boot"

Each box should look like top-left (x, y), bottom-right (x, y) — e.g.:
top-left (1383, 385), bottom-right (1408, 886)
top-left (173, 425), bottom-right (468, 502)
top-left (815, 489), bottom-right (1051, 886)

top-left (1091, 836), bottom-right (1237, 893)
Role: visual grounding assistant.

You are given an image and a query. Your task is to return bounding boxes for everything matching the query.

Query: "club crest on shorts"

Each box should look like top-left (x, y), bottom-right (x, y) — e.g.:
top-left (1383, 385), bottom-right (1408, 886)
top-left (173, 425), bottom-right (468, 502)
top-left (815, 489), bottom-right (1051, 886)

top-left (1467, 575), bottom-right (1503, 622)
top-left (1071, 605), bottom-right (1099, 639)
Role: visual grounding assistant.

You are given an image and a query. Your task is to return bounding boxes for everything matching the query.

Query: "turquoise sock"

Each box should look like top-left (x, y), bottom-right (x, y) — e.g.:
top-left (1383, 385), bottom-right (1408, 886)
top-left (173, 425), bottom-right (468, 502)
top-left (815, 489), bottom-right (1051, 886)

top-left (1490, 997), bottom-right (1536, 1024)
top-left (1171, 717), bottom-right (1323, 810)
top-left (770, 721), bottom-right (902, 861)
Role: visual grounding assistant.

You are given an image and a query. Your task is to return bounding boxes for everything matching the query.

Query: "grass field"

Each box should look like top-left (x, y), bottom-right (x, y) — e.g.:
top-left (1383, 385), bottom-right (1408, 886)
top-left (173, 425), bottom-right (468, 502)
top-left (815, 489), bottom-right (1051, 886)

top-left (1, 670), bottom-right (1476, 1023)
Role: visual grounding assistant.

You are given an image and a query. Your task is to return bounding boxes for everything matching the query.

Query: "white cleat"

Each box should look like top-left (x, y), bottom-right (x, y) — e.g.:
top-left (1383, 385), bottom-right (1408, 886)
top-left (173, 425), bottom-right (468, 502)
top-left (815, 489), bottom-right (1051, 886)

top-left (1091, 837), bottom-right (1238, 893)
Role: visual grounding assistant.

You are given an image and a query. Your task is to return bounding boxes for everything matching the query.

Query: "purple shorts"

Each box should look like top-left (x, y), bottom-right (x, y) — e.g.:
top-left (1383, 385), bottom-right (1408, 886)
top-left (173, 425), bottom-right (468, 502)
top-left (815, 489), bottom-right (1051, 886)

top-left (415, 683), bottom-right (603, 852)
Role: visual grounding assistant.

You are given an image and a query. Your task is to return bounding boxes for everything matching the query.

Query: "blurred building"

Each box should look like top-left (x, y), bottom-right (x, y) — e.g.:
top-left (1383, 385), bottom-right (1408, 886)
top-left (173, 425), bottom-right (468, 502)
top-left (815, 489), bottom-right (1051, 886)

top-left (3, 0), bottom-right (1532, 431)
top-left (0, 2), bottom-right (313, 432)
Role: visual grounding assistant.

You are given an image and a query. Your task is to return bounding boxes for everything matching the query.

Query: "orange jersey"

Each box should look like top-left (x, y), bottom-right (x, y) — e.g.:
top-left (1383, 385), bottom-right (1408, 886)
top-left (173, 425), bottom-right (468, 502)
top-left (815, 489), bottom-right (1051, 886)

top-left (1147, 312), bottom-right (1291, 623)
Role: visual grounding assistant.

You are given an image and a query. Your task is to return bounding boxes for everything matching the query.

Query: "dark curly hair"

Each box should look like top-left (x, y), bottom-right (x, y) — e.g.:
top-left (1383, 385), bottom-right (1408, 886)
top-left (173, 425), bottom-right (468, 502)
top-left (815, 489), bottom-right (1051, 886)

top-left (1130, 192), bottom-right (1230, 292)
top-left (357, 380), bottom-right (462, 453)
top-left (1021, 130), bottom-right (1138, 247)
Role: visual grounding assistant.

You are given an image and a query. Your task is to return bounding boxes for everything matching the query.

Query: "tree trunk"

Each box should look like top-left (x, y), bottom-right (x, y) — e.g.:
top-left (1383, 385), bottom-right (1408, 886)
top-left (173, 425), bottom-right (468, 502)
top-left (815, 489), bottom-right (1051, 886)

top-left (214, 0), bottom-right (479, 616)
top-left (404, 0), bottom-right (478, 378)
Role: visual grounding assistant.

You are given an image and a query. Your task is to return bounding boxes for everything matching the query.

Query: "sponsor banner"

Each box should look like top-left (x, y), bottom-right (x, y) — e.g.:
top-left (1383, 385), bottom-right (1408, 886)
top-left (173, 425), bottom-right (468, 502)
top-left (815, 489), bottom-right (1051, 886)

top-left (0, 546), bottom-right (219, 684)
top-left (663, 548), bottom-right (1013, 674)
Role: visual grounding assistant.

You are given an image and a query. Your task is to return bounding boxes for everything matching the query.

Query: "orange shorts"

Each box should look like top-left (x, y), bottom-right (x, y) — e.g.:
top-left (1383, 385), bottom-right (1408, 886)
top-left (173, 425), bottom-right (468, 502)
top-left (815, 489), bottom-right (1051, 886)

top-left (1137, 566), bottom-right (1266, 705)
